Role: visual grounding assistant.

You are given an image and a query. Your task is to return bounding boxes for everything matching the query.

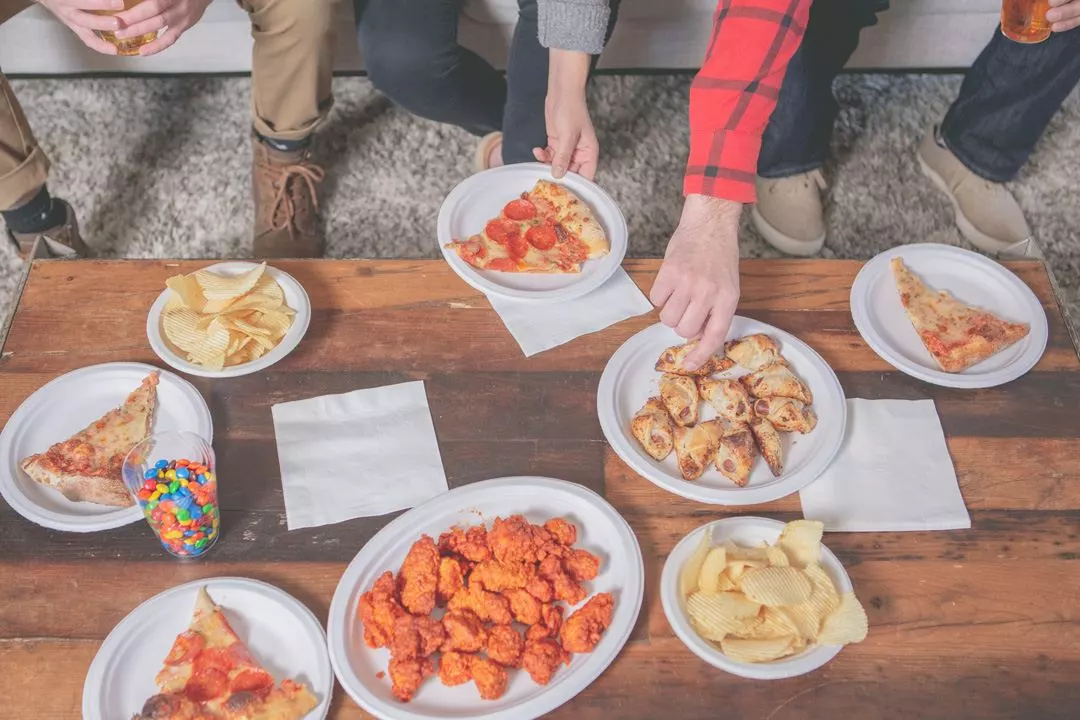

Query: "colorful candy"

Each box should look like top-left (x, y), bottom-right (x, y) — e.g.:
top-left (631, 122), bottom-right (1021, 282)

top-left (134, 457), bottom-right (219, 559)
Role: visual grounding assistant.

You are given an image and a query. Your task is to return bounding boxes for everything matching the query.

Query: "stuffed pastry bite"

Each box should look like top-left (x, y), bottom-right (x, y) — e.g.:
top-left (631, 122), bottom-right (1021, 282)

top-left (740, 361), bottom-right (813, 404)
top-left (655, 341), bottom-right (734, 377)
top-left (674, 419), bottom-right (725, 481)
top-left (753, 397), bottom-right (817, 434)
top-left (660, 373), bottom-right (700, 428)
top-left (724, 334), bottom-right (784, 371)
top-left (630, 397), bottom-right (676, 461)
top-left (714, 422), bottom-right (757, 487)
top-left (697, 377), bottom-right (753, 424)
top-left (749, 416), bottom-right (784, 477)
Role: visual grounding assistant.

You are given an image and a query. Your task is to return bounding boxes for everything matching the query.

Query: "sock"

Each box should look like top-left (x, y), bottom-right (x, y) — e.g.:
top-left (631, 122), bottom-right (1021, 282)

top-left (255, 129), bottom-right (311, 154)
top-left (1, 185), bottom-right (68, 234)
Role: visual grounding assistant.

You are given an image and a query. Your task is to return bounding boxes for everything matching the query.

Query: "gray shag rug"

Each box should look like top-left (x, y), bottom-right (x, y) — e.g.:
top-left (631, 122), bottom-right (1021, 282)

top-left (1, 74), bottom-right (1078, 347)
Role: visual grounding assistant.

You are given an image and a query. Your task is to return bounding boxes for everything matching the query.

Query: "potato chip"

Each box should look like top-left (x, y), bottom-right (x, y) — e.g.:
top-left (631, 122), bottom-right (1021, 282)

top-left (686, 592), bottom-right (762, 641)
top-left (166, 274), bottom-right (209, 312)
top-left (777, 519), bottom-right (824, 568)
top-left (250, 309), bottom-right (293, 339)
top-left (740, 567), bottom-right (813, 606)
top-left (162, 306), bottom-right (212, 353)
top-left (679, 529), bottom-right (711, 599)
top-left (195, 262), bottom-right (266, 301)
top-left (818, 592), bottom-right (868, 645)
top-left (720, 635), bottom-right (795, 663)
top-left (765, 546), bottom-right (790, 567)
top-left (731, 606), bottom-right (798, 641)
top-left (698, 546), bottom-right (728, 595)
top-left (715, 573), bottom-right (736, 593)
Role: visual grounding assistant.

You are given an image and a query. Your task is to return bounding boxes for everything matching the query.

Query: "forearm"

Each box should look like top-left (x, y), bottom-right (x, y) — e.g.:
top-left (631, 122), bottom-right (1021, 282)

top-left (679, 195), bottom-right (742, 247)
top-left (548, 48), bottom-right (590, 99)
top-left (538, 0), bottom-right (611, 54)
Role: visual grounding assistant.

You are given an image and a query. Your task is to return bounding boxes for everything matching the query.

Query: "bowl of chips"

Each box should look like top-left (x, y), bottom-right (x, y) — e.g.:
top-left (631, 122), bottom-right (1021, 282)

top-left (146, 261), bottom-right (311, 378)
top-left (660, 516), bottom-right (867, 680)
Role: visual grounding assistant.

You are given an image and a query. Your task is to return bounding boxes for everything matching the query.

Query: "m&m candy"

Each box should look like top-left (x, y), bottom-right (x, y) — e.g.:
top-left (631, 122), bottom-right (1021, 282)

top-left (134, 457), bottom-right (220, 559)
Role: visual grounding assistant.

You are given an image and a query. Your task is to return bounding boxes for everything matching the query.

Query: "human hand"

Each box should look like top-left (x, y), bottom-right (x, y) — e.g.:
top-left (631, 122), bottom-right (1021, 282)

top-left (649, 195), bottom-right (742, 372)
top-left (113, 0), bottom-right (212, 55)
top-left (533, 49), bottom-right (599, 180)
top-left (1048, 0), bottom-right (1080, 32)
top-left (36, 0), bottom-right (126, 54)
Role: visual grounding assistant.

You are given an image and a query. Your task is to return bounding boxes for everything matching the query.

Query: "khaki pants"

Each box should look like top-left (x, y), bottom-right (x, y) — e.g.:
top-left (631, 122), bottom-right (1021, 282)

top-left (0, 0), bottom-right (338, 211)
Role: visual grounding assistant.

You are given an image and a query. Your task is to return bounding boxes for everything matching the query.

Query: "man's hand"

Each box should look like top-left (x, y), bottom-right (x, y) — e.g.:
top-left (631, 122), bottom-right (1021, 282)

top-left (1048, 0), bottom-right (1080, 32)
top-left (533, 49), bottom-right (599, 180)
top-left (650, 195), bottom-right (742, 372)
top-left (113, 0), bottom-right (212, 55)
top-left (36, 0), bottom-right (125, 54)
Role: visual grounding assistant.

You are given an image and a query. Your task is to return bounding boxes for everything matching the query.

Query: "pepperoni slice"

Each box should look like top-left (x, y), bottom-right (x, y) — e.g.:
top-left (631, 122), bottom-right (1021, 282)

top-left (484, 219), bottom-right (519, 245)
top-left (194, 647), bottom-right (236, 676)
top-left (231, 668), bottom-right (275, 698)
top-left (456, 238), bottom-right (487, 267)
top-left (506, 232), bottom-right (530, 261)
top-left (486, 257), bottom-right (520, 272)
top-left (163, 630), bottom-right (205, 666)
top-left (503, 198), bottom-right (537, 221)
top-left (526, 225), bottom-right (558, 251)
top-left (184, 667), bottom-right (229, 702)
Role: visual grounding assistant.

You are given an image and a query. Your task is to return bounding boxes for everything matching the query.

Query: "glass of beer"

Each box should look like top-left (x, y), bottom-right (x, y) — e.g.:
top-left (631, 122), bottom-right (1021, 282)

top-left (97, 0), bottom-right (159, 56)
top-left (1001, 0), bottom-right (1051, 43)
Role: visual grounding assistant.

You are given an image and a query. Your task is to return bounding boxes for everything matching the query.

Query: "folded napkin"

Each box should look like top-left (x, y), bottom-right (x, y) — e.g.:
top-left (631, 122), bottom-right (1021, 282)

top-left (487, 268), bottom-right (653, 357)
top-left (271, 381), bottom-right (449, 530)
top-left (799, 399), bottom-right (970, 532)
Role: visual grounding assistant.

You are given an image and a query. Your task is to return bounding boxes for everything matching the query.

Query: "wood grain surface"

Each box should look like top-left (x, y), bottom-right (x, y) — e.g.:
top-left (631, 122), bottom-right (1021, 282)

top-left (1, 258), bottom-right (1078, 720)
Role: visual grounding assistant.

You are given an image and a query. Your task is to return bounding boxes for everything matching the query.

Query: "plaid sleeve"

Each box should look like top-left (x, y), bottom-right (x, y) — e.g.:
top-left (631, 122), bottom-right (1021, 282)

top-left (684, 0), bottom-right (810, 203)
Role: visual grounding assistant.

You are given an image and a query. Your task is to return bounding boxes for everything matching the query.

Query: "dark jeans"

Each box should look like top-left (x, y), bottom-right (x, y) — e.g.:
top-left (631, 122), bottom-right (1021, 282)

top-left (758, 0), bottom-right (1080, 183)
top-left (354, 0), bottom-right (620, 165)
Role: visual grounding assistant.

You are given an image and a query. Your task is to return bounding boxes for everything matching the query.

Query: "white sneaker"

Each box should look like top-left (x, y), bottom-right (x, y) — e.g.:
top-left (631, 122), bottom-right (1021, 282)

top-left (917, 124), bottom-right (1041, 259)
top-left (751, 170), bottom-right (827, 257)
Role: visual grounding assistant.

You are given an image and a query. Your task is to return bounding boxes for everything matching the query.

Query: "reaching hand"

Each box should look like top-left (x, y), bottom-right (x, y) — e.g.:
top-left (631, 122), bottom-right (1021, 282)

top-left (1048, 0), bottom-right (1080, 31)
top-left (112, 0), bottom-right (212, 55)
top-left (36, 0), bottom-right (126, 54)
top-left (532, 49), bottom-right (599, 180)
top-left (649, 195), bottom-right (742, 372)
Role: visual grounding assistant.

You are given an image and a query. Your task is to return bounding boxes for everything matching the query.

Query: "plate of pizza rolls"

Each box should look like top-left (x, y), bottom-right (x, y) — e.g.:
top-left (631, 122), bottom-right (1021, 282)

top-left (597, 319), bottom-right (847, 505)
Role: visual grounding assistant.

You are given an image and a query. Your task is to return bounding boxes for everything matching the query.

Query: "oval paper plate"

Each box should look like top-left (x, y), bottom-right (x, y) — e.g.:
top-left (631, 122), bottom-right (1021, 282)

top-left (327, 476), bottom-right (644, 720)
top-left (660, 516), bottom-right (853, 680)
top-left (0, 362), bottom-right (212, 532)
top-left (436, 163), bottom-right (628, 303)
top-left (597, 319), bottom-right (847, 506)
top-left (147, 261), bottom-right (311, 378)
top-left (850, 244), bottom-right (1048, 388)
top-left (83, 577), bottom-right (332, 720)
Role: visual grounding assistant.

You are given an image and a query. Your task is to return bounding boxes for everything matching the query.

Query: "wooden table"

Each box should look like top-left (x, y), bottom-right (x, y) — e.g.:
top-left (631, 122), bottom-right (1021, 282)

top-left (2, 258), bottom-right (1079, 720)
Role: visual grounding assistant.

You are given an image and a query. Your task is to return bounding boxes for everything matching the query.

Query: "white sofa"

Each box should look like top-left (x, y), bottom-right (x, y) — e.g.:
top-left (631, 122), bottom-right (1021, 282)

top-left (0, 0), bottom-right (1002, 74)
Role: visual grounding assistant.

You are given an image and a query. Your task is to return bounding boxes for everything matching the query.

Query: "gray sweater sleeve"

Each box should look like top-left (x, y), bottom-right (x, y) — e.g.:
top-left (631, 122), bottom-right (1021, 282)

top-left (538, 0), bottom-right (611, 55)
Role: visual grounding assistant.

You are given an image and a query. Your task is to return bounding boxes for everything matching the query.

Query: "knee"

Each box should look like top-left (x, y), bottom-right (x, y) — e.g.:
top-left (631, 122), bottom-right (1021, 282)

top-left (358, 19), bottom-right (454, 99)
top-left (255, 0), bottom-right (338, 47)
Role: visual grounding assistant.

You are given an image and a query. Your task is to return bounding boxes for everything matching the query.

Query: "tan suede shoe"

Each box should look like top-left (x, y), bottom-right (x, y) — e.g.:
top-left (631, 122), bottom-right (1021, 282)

top-left (917, 125), bottom-right (1040, 259)
top-left (252, 136), bottom-right (326, 259)
top-left (751, 170), bottom-right (828, 257)
top-left (6, 198), bottom-right (88, 260)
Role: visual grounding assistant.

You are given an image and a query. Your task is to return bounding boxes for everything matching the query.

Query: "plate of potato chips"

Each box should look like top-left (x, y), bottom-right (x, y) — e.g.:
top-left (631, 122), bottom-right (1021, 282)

top-left (146, 261), bottom-right (311, 378)
top-left (660, 516), bottom-right (867, 680)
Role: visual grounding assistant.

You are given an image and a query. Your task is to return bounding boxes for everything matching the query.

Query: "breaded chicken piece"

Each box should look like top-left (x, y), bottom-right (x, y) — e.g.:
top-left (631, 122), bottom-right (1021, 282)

top-left (469, 558), bottom-right (534, 593)
top-left (560, 593), bottom-right (615, 653)
top-left (437, 556), bottom-right (465, 605)
top-left (525, 602), bottom-right (564, 642)
top-left (563, 548), bottom-right (601, 582)
top-left (438, 650), bottom-right (474, 687)
top-left (398, 535), bottom-right (439, 616)
top-left (504, 588), bottom-right (543, 625)
top-left (521, 638), bottom-right (570, 686)
top-left (357, 570), bottom-right (404, 649)
top-left (390, 614), bottom-right (445, 660)
top-left (544, 517), bottom-right (577, 546)
top-left (438, 525), bottom-right (491, 563)
top-left (487, 514), bottom-right (560, 566)
top-left (525, 575), bottom-right (554, 603)
top-left (538, 554), bottom-right (587, 605)
top-left (441, 610), bottom-right (488, 654)
top-left (470, 657), bottom-right (509, 700)
top-left (388, 656), bottom-right (434, 702)
top-left (447, 580), bottom-right (513, 625)
top-left (486, 624), bottom-right (524, 668)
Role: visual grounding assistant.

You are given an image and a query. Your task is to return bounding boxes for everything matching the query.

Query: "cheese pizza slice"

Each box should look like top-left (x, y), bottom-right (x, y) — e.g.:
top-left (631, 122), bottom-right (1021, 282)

top-left (891, 257), bottom-right (1030, 372)
top-left (20, 371), bottom-right (158, 507)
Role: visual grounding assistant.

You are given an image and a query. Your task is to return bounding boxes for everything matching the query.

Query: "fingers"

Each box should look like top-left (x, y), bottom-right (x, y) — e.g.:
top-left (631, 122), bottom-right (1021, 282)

top-left (648, 266), bottom-right (676, 308)
top-left (674, 294), bottom-right (709, 340)
top-left (532, 146), bottom-right (553, 165)
top-left (1048, 1), bottom-right (1080, 31)
top-left (658, 287), bottom-right (690, 329)
top-left (138, 25), bottom-right (181, 54)
top-left (72, 24), bottom-right (119, 54)
top-left (550, 131), bottom-right (578, 179)
top-left (684, 309), bottom-right (734, 371)
top-left (115, 0), bottom-right (166, 25)
top-left (116, 8), bottom-right (170, 39)
top-left (67, 9), bottom-right (124, 31)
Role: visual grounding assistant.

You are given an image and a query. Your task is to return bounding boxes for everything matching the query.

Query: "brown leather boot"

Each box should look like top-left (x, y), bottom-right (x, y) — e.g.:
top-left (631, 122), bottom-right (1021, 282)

top-left (6, 198), bottom-right (88, 260)
top-left (251, 135), bottom-right (326, 258)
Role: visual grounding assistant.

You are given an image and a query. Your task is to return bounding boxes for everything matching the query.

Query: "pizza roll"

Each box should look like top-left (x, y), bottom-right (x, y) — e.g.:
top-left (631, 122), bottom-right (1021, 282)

top-left (660, 373), bottom-right (700, 427)
top-left (714, 424), bottom-right (757, 487)
top-left (740, 361), bottom-right (813, 404)
top-left (630, 397), bottom-right (676, 461)
top-left (724, 334), bottom-right (784, 371)
top-left (674, 419), bottom-right (725, 481)
top-left (753, 397), bottom-right (818, 434)
top-left (697, 377), bottom-right (752, 424)
top-left (655, 341), bottom-right (735, 377)
top-left (749, 416), bottom-right (784, 477)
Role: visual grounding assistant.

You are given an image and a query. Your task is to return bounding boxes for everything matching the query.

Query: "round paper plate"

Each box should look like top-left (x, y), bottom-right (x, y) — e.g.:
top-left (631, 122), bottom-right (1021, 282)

top-left (327, 476), bottom-right (644, 720)
top-left (0, 362), bottom-right (213, 532)
top-left (436, 163), bottom-right (628, 303)
top-left (147, 261), bottom-right (312, 378)
top-left (597, 319), bottom-right (847, 506)
top-left (83, 577), bottom-right (332, 720)
top-left (660, 516), bottom-right (852, 680)
top-left (850, 244), bottom-right (1048, 388)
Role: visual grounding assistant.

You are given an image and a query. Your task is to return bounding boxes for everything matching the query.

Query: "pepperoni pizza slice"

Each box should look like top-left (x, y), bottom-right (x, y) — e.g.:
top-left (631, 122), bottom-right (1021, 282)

top-left (134, 587), bottom-right (318, 720)
top-left (446, 179), bottom-right (609, 273)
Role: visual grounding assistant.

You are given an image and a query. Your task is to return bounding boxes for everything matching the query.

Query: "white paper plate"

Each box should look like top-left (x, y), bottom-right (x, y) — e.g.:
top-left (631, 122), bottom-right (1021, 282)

top-left (660, 516), bottom-right (853, 680)
top-left (327, 476), bottom-right (644, 720)
top-left (436, 163), bottom-right (628, 303)
top-left (83, 577), bottom-right (332, 720)
top-left (0, 362), bottom-right (213, 532)
top-left (598, 319), bottom-right (846, 506)
top-left (850, 244), bottom-right (1048, 388)
top-left (147, 261), bottom-right (312, 378)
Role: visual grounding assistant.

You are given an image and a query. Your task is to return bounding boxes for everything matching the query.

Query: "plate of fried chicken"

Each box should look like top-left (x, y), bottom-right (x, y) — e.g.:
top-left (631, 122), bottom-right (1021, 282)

top-left (326, 476), bottom-right (644, 720)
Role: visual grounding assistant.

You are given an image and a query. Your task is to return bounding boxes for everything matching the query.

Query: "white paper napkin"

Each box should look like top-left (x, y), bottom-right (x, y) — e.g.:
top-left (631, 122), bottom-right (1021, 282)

top-left (271, 381), bottom-right (449, 530)
top-left (799, 398), bottom-right (971, 532)
top-left (487, 268), bottom-right (653, 357)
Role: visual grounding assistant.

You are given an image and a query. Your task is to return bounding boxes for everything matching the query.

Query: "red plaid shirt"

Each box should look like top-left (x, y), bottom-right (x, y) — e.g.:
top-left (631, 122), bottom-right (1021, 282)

top-left (685, 0), bottom-right (811, 203)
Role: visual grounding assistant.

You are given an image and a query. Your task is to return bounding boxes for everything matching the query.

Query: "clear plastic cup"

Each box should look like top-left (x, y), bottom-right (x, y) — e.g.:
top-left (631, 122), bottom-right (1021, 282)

top-left (122, 431), bottom-right (220, 559)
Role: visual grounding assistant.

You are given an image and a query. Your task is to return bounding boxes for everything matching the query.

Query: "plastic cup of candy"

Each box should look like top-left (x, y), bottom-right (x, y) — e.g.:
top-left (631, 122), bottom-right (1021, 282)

top-left (122, 431), bottom-right (219, 559)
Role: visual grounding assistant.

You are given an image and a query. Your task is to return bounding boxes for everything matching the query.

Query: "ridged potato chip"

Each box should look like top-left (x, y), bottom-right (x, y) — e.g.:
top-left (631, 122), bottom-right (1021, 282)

top-left (679, 529), bottom-right (711, 598)
top-left (765, 546), bottom-right (790, 567)
top-left (686, 592), bottom-right (762, 640)
top-left (720, 636), bottom-right (795, 663)
top-left (818, 592), bottom-right (868, 645)
top-left (740, 567), bottom-right (813, 606)
top-left (777, 519), bottom-right (824, 568)
top-left (698, 546), bottom-right (728, 595)
top-left (195, 262), bottom-right (266, 301)
top-left (166, 274), bottom-right (207, 312)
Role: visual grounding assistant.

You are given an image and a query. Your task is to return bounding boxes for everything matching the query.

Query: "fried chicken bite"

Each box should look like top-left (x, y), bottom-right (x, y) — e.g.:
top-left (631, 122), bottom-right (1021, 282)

top-left (470, 559), bottom-right (534, 593)
top-left (521, 638), bottom-right (570, 686)
top-left (438, 525), bottom-right (491, 563)
top-left (560, 593), bottom-right (615, 654)
top-left (447, 580), bottom-right (513, 625)
top-left (441, 610), bottom-right (488, 654)
top-left (525, 602), bottom-right (564, 642)
top-left (504, 588), bottom-right (542, 625)
top-left (470, 656), bottom-right (509, 700)
top-left (487, 515), bottom-right (545, 565)
top-left (438, 651), bottom-right (474, 687)
top-left (357, 570), bottom-right (404, 649)
top-left (388, 656), bottom-right (434, 702)
top-left (525, 575), bottom-right (554, 603)
top-left (563, 547), bottom-right (601, 582)
top-left (398, 535), bottom-right (439, 616)
top-left (544, 517), bottom-right (577, 546)
top-left (437, 556), bottom-right (465, 605)
top-left (486, 624), bottom-right (524, 668)
top-left (538, 554), bottom-right (587, 606)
